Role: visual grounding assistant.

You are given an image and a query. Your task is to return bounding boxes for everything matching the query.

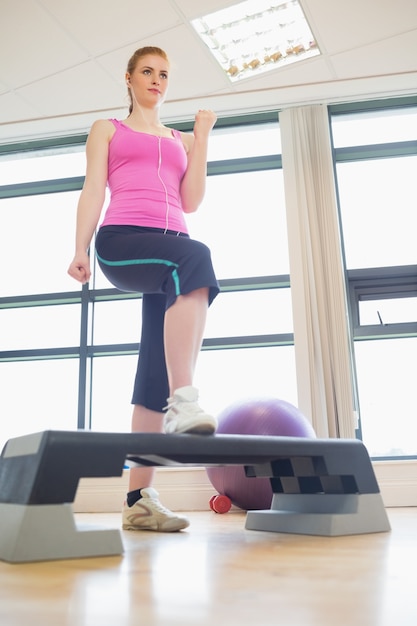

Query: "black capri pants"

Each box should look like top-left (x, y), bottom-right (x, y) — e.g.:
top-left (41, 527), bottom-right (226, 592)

top-left (95, 225), bottom-right (219, 412)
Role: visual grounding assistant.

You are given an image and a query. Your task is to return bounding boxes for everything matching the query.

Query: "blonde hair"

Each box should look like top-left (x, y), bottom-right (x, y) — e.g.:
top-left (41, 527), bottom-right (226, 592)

top-left (126, 46), bottom-right (170, 114)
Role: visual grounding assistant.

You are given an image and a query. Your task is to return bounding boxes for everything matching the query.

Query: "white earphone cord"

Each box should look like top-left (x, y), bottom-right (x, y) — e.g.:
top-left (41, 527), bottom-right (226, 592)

top-left (157, 136), bottom-right (171, 234)
top-left (130, 87), bottom-right (171, 233)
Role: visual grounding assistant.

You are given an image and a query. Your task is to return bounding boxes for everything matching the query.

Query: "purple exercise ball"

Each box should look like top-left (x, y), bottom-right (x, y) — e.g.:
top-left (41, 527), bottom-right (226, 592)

top-left (206, 398), bottom-right (316, 511)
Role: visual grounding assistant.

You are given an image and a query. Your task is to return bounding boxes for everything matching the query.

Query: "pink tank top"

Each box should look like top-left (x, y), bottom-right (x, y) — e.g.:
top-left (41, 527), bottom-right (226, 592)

top-left (100, 119), bottom-right (189, 233)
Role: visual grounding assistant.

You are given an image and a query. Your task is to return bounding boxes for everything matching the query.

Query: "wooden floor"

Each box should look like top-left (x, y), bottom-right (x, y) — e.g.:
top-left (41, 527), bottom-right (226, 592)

top-left (0, 507), bottom-right (416, 626)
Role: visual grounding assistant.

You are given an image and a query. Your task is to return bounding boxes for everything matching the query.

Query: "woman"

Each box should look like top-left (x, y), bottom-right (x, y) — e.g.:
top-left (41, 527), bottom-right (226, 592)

top-left (68, 46), bottom-right (219, 532)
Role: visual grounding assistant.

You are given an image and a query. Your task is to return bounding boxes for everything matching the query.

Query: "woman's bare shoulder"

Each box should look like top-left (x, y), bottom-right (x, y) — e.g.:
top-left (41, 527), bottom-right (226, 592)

top-left (89, 118), bottom-right (116, 139)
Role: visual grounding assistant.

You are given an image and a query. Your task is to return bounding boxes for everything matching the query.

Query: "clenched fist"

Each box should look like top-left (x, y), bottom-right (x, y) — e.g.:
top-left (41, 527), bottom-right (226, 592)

top-left (193, 109), bottom-right (217, 138)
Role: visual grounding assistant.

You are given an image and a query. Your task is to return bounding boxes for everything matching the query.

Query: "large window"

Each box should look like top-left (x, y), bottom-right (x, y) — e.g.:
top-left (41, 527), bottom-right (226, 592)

top-left (0, 115), bottom-right (296, 448)
top-left (330, 99), bottom-right (417, 458)
top-left (2, 102), bottom-right (415, 461)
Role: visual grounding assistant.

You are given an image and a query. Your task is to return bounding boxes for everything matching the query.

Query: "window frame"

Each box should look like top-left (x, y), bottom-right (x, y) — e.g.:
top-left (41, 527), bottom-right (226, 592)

top-left (1, 100), bottom-right (416, 458)
top-left (0, 113), bottom-right (291, 431)
top-left (330, 96), bottom-right (417, 459)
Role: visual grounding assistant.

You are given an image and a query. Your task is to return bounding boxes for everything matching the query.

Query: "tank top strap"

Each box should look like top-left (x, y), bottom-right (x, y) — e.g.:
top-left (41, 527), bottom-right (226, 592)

top-left (171, 128), bottom-right (182, 142)
top-left (109, 118), bottom-right (123, 129)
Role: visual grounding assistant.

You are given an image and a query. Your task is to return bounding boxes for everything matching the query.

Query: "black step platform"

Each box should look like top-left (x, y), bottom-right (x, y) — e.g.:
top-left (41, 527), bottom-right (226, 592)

top-left (0, 431), bottom-right (390, 562)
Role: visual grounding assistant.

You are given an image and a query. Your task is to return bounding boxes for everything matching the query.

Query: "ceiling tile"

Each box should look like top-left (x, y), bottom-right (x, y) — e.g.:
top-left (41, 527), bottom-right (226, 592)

top-left (173, 0), bottom-right (238, 19)
top-left (331, 30), bottom-right (417, 78)
top-left (38, 0), bottom-right (182, 56)
top-left (302, 0), bottom-right (417, 54)
top-left (0, 0), bottom-right (88, 88)
top-left (0, 92), bottom-right (41, 126)
top-left (16, 61), bottom-right (124, 117)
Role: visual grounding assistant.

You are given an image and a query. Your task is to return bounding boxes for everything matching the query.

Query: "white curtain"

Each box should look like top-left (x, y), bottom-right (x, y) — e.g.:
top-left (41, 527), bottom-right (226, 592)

top-left (280, 104), bottom-right (356, 438)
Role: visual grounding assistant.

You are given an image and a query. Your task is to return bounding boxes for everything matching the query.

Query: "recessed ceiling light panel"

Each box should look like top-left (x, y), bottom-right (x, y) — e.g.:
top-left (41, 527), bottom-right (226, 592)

top-left (192, 0), bottom-right (319, 82)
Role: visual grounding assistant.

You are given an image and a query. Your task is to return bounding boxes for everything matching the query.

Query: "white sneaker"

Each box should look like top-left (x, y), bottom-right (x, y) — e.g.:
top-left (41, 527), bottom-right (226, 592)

top-left (164, 386), bottom-right (217, 435)
top-left (122, 488), bottom-right (190, 532)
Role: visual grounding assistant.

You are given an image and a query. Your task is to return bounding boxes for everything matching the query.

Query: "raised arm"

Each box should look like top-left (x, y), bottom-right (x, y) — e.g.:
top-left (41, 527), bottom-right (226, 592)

top-left (67, 119), bottom-right (113, 284)
top-left (180, 109), bottom-right (217, 213)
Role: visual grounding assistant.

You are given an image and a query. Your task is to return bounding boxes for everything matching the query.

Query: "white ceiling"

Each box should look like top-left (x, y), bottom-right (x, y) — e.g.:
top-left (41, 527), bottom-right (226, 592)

top-left (1, 0), bottom-right (417, 142)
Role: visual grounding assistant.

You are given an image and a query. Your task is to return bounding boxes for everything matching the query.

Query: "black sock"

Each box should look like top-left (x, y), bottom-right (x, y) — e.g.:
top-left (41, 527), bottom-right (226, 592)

top-left (127, 489), bottom-right (142, 507)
